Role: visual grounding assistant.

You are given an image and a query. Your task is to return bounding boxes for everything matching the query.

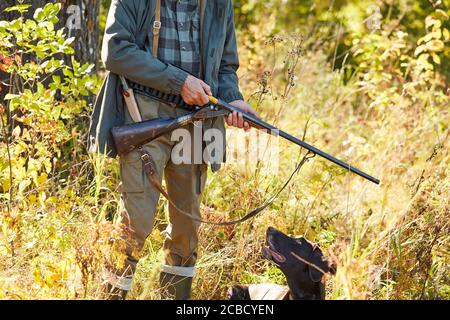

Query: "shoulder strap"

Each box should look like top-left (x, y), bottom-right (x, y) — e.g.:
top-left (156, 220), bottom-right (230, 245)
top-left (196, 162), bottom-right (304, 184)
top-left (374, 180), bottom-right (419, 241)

top-left (138, 146), bottom-right (314, 226)
top-left (152, 0), bottom-right (162, 58)
top-left (119, 0), bottom-right (162, 123)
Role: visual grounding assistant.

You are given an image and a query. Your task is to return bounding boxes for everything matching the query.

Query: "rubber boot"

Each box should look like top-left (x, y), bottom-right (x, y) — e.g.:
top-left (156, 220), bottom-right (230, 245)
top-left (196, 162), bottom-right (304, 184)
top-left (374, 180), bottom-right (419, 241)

top-left (159, 272), bottom-right (193, 300)
top-left (104, 283), bottom-right (128, 300)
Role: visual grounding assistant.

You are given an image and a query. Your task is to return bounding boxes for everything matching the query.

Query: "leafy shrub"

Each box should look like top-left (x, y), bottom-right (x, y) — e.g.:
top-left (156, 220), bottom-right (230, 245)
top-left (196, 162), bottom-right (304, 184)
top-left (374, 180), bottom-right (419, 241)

top-left (0, 3), bottom-right (124, 299)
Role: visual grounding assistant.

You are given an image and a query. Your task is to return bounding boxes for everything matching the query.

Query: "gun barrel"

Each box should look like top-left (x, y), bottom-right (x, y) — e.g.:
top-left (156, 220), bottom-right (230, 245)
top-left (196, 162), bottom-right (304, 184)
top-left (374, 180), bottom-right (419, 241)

top-left (210, 97), bottom-right (380, 185)
top-left (278, 130), bottom-right (380, 184)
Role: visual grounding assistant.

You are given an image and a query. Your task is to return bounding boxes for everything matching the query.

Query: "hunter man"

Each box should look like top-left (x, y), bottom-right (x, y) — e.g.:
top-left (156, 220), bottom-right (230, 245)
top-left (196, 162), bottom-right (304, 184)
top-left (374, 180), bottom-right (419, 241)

top-left (88, 0), bottom-right (259, 299)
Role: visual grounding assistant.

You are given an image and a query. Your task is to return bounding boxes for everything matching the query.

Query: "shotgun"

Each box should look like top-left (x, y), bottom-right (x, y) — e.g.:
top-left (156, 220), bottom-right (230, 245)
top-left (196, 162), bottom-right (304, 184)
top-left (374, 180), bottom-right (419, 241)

top-left (111, 96), bottom-right (380, 185)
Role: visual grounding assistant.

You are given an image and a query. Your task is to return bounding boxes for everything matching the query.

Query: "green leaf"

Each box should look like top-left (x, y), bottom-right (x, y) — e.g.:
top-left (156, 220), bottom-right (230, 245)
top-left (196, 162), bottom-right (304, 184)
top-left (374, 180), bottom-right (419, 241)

top-left (4, 93), bottom-right (19, 100)
top-left (425, 40), bottom-right (444, 52)
top-left (418, 33), bottom-right (434, 45)
top-left (434, 9), bottom-right (449, 21)
top-left (63, 37), bottom-right (75, 47)
top-left (62, 68), bottom-right (73, 78)
top-left (4, 5), bottom-right (31, 13)
top-left (430, 53), bottom-right (441, 65)
top-left (425, 16), bottom-right (441, 30)
top-left (414, 45), bottom-right (426, 56)
top-left (33, 8), bottom-right (45, 22)
top-left (444, 28), bottom-right (450, 41)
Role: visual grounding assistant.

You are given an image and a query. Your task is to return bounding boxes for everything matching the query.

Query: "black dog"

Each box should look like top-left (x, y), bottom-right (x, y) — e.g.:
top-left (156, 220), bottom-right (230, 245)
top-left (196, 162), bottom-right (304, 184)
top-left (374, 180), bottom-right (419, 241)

top-left (229, 227), bottom-right (335, 300)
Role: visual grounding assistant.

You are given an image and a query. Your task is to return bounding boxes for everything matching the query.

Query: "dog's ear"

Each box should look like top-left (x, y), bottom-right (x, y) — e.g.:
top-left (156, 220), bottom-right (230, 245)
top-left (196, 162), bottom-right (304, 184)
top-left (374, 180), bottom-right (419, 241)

top-left (307, 247), bottom-right (329, 283)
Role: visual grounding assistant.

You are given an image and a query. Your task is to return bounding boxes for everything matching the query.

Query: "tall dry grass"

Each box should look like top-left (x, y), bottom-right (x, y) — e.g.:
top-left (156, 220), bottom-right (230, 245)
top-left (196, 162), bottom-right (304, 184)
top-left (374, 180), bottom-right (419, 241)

top-left (129, 34), bottom-right (449, 300)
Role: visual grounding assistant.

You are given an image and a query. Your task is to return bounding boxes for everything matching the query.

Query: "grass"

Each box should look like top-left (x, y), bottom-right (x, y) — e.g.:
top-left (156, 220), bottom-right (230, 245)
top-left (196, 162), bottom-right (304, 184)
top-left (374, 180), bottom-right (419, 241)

top-left (1, 31), bottom-right (449, 300)
top-left (129, 40), bottom-right (448, 300)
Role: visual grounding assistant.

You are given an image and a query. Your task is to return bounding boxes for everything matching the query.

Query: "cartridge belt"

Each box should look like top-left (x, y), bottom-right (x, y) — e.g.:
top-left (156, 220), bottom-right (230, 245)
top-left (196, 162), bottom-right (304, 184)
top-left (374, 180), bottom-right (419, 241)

top-left (127, 80), bottom-right (198, 112)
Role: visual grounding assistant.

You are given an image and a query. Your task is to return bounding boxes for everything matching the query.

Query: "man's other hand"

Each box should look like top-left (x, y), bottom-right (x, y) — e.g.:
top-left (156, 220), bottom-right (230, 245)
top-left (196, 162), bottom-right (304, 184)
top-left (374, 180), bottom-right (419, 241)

top-left (181, 75), bottom-right (212, 106)
top-left (226, 100), bottom-right (261, 131)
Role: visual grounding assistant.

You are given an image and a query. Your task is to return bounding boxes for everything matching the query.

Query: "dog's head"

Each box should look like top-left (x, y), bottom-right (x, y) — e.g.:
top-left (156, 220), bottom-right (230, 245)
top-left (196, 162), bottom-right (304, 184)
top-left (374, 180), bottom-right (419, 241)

top-left (262, 227), bottom-right (335, 299)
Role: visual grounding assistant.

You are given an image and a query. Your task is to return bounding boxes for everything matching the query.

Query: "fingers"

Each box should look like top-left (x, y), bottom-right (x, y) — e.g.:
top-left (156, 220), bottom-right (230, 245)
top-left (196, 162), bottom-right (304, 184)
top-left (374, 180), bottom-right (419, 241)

top-left (184, 88), bottom-right (256, 130)
top-left (198, 81), bottom-right (211, 105)
top-left (237, 112), bottom-right (244, 128)
top-left (184, 93), bottom-right (197, 106)
top-left (181, 76), bottom-right (211, 105)
top-left (232, 111), bottom-right (238, 127)
top-left (185, 95), bottom-right (207, 105)
top-left (227, 113), bottom-right (233, 126)
top-left (226, 112), bottom-right (250, 130)
top-left (200, 81), bottom-right (212, 96)
top-left (197, 91), bottom-right (209, 105)
top-left (229, 111), bottom-right (244, 128)
top-left (226, 101), bottom-right (254, 130)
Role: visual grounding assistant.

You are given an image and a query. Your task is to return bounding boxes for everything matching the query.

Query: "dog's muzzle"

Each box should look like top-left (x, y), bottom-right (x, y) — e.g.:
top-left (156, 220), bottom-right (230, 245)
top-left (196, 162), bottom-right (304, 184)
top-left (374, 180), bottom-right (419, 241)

top-left (262, 235), bottom-right (286, 264)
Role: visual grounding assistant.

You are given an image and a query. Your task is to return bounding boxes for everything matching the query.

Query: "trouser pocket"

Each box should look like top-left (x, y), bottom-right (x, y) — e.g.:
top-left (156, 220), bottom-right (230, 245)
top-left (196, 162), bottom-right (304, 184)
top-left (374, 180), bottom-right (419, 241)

top-left (119, 151), bottom-right (160, 266)
top-left (120, 151), bottom-right (145, 193)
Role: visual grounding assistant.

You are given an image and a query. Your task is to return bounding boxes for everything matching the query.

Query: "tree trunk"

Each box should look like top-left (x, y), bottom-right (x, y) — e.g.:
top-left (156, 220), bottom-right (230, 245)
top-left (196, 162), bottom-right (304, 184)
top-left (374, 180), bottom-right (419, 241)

top-left (0, 0), bottom-right (101, 70)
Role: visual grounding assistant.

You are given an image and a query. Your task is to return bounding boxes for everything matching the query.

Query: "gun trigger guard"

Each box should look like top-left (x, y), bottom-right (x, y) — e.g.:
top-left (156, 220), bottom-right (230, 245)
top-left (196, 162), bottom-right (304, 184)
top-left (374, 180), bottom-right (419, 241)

top-left (192, 108), bottom-right (208, 120)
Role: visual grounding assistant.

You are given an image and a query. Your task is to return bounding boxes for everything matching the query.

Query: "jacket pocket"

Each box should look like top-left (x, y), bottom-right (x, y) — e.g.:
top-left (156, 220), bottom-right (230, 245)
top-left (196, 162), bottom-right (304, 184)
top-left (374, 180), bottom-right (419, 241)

top-left (135, 93), bottom-right (161, 121)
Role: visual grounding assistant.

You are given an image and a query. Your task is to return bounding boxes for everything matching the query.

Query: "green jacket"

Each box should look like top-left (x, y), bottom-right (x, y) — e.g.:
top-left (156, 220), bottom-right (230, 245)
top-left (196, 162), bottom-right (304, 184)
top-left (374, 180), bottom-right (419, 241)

top-left (87, 0), bottom-right (243, 169)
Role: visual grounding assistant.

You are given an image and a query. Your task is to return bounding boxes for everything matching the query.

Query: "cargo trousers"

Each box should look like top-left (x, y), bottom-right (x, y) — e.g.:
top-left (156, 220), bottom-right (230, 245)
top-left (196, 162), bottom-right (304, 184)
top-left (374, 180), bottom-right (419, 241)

top-left (111, 93), bottom-right (207, 291)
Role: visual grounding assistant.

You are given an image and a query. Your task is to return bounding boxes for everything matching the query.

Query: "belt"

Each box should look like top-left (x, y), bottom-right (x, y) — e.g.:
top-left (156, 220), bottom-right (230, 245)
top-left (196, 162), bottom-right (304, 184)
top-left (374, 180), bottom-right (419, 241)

top-left (127, 80), bottom-right (198, 112)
